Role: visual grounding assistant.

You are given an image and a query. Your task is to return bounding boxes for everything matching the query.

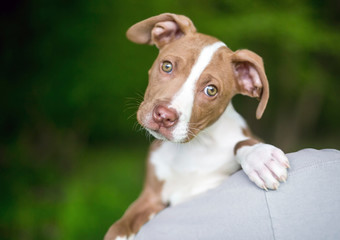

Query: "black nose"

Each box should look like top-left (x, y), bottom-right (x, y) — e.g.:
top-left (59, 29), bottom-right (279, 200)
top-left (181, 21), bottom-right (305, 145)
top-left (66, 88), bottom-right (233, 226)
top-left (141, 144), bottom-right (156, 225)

top-left (153, 104), bottom-right (179, 128)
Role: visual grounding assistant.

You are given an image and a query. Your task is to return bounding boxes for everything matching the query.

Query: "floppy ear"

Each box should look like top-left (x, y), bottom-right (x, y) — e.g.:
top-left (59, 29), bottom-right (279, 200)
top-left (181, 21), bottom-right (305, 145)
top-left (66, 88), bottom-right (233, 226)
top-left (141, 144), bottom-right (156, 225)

top-left (231, 49), bottom-right (269, 119)
top-left (126, 13), bottom-right (196, 48)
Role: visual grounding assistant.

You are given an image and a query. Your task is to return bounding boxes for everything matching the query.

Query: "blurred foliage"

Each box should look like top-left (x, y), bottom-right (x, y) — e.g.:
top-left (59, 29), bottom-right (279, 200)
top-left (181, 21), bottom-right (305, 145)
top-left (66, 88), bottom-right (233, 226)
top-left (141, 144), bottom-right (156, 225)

top-left (1, 0), bottom-right (340, 239)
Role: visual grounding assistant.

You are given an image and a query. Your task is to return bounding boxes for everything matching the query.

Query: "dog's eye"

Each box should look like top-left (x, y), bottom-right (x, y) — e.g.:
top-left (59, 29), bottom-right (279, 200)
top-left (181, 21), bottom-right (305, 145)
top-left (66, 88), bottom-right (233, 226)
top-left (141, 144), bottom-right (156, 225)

top-left (161, 61), bottom-right (173, 73)
top-left (204, 85), bottom-right (218, 97)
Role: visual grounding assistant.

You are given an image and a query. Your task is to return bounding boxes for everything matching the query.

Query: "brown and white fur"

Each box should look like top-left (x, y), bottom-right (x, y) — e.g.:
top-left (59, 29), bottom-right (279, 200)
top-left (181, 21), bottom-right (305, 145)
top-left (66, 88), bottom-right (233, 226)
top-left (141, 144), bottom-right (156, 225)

top-left (104, 13), bottom-right (289, 240)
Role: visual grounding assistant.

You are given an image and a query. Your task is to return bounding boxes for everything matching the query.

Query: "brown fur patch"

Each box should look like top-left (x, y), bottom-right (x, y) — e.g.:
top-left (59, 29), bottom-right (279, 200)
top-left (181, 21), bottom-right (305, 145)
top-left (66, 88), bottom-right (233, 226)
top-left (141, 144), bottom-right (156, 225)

top-left (233, 128), bottom-right (263, 155)
top-left (234, 138), bottom-right (260, 155)
top-left (104, 140), bottom-right (165, 239)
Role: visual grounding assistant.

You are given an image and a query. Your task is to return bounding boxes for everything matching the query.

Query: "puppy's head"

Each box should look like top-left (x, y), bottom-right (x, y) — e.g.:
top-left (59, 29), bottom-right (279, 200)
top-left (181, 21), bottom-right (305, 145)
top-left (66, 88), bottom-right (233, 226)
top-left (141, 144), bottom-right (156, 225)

top-left (127, 13), bottom-right (269, 143)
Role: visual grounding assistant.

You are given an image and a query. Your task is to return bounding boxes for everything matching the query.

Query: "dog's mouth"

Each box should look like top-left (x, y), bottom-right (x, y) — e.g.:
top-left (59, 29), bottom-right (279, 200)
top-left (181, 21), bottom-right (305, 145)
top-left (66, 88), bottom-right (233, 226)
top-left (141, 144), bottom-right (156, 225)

top-left (148, 127), bottom-right (174, 142)
top-left (142, 120), bottom-right (189, 143)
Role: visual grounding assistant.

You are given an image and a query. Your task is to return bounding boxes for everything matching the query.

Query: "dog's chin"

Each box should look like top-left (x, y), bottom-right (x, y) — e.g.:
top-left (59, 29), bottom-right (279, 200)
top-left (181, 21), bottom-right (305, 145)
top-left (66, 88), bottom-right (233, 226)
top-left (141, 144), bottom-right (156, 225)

top-left (147, 129), bottom-right (188, 143)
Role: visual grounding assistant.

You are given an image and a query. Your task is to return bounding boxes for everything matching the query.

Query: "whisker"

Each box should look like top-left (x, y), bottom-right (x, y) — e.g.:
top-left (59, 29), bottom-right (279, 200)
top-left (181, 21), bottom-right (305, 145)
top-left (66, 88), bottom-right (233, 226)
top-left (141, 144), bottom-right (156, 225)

top-left (135, 91), bottom-right (145, 100)
top-left (127, 112), bottom-right (137, 121)
top-left (124, 94), bottom-right (144, 137)
top-left (124, 93), bottom-right (144, 112)
top-left (185, 122), bottom-right (208, 144)
top-left (144, 129), bottom-right (155, 143)
top-left (132, 121), bottom-right (141, 131)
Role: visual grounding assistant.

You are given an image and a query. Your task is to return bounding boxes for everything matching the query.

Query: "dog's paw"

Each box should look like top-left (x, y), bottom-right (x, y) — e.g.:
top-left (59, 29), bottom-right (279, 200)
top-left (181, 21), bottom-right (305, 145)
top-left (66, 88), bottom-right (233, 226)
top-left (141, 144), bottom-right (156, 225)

top-left (105, 232), bottom-right (135, 240)
top-left (104, 222), bottom-right (135, 240)
top-left (115, 235), bottom-right (135, 240)
top-left (237, 143), bottom-right (290, 190)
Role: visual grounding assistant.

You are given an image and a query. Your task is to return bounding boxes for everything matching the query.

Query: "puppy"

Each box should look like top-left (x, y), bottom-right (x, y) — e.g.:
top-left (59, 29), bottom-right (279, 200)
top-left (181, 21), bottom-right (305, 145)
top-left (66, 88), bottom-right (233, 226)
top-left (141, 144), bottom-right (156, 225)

top-left (104, 13), bottom-right (289, 240)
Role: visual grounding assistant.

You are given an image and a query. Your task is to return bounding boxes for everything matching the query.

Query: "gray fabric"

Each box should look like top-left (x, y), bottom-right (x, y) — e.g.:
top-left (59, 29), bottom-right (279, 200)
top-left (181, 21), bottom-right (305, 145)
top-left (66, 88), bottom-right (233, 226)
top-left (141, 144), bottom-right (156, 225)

top-left (135, 149), bottom-right (340, 240)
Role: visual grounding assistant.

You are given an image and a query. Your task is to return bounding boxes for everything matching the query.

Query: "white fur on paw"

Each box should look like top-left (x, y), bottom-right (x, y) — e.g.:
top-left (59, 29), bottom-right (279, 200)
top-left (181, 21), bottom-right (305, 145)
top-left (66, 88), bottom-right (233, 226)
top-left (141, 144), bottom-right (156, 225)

top-left (115, 235), bottom-right (135, 240)
top-left (115, 236), bottom-right (127, 240)
top-left (115, 237), bottom-right (125, 240)
top-left (237, 143), bottom-right (289, 190)
top-left (149, 213), bottom-right (156, 220)
top-left (128, 234), bottom-right (135, 240)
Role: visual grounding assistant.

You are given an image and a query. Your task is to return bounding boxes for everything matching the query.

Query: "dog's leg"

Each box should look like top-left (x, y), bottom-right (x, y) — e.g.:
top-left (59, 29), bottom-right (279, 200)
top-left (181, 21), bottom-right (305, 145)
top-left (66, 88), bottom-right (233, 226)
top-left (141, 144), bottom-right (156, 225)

top-left (234, 136), bottom-right (290, 190)
top-left (104, 142), bottom-right (165, 240)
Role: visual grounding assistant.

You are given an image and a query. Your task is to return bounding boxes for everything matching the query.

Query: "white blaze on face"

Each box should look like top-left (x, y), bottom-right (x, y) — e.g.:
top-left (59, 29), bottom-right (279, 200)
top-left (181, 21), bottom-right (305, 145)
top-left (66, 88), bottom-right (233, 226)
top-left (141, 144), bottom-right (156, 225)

top-left (170, 41), bottom-right (226, 142)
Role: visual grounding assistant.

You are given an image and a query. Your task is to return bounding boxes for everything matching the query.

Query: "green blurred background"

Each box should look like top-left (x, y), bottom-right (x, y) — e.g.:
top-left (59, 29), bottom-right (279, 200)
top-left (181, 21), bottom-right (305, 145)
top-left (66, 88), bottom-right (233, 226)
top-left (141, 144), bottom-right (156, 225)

top-left (1, 0), bottom-right (340, 239)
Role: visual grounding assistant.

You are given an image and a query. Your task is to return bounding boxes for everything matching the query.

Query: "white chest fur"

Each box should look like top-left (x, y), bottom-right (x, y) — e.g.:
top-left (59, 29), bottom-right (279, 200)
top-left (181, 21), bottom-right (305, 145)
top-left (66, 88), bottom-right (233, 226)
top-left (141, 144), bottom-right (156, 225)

top-left (150, 104), bottom-right (249, 205)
